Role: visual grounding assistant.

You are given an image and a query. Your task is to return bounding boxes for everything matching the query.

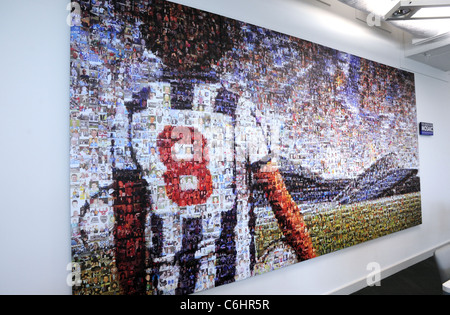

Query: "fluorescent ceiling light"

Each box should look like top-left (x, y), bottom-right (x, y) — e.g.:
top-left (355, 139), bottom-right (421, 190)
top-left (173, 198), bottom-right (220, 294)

top-left (338, 0), bottom-right (450, 38)
top-left (412, 7), bottom-right (450, 19)
top-left (384, 0), bottom-right (450, 21)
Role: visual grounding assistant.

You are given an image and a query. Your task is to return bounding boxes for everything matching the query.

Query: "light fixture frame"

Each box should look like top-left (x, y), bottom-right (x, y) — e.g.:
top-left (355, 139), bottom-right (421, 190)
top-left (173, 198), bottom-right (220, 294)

top-left (384, 0), bottom-right (450, 21)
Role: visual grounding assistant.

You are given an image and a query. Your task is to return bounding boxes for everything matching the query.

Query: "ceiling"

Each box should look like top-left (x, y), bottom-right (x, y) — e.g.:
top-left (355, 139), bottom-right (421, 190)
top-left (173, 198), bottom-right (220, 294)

top-left (404, 34), bottom-right (450, 72)
top-left (315, 0), bottom-right (450, 72)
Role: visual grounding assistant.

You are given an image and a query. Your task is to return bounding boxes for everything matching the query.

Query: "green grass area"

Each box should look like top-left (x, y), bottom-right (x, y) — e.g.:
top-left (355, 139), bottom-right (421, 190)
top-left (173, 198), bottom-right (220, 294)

top-left (304, 192), bottom-right (422, 256)
top-left (255, 192), bottom-right (422, 258)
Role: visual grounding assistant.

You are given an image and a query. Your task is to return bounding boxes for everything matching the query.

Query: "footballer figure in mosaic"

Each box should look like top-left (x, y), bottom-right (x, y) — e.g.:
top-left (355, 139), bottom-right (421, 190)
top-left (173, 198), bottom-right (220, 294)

top-left (70, 0), bottom-right (315, 295)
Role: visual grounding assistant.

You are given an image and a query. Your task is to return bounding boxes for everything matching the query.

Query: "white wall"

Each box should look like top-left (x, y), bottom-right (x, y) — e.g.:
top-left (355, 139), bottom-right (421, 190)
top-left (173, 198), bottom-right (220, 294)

top-left (0, 0), bottom-right (71, 294)
top-left (0, 0), bottom-right (449, 295)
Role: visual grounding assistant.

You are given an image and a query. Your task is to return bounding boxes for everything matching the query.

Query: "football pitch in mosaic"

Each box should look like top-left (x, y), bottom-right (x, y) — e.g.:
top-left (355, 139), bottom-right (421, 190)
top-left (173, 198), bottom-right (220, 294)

top-left (69, 0), bottom-right (421, 295)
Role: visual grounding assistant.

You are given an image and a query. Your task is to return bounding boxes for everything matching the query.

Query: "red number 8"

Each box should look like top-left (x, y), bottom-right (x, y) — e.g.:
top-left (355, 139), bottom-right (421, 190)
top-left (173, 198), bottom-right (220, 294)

top-left (157, 125), bottom-right (213, 207)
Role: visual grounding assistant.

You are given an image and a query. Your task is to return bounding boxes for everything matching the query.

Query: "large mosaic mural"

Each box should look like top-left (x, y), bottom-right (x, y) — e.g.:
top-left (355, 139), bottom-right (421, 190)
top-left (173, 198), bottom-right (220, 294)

top-left (69, 0), bottom-right (421, 295)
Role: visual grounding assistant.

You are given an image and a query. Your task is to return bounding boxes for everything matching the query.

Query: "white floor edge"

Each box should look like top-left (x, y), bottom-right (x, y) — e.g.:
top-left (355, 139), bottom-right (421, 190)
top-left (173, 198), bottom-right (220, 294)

top-left (327, 241), bottom-right (450, 295)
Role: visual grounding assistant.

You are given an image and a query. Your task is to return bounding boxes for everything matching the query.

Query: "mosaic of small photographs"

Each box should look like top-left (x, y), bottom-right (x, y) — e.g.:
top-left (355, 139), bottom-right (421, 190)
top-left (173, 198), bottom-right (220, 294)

top-left (69, 0), bottom-right (422, 295)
